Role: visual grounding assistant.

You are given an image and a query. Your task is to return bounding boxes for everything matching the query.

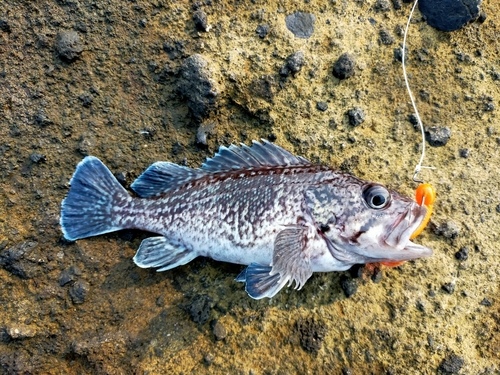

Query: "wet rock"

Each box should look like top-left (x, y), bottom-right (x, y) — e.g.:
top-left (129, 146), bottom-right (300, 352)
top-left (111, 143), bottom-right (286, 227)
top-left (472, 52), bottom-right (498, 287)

top-left (442, 282), bottom-right (455, 294)
top-left (438, 353), bottom-right (464, 374)
top-left (0, 20), bottom-right (11, 33)
top-left (30, 152), bottom-right (46, 163)
top-left (186, 294), bottom-right (213, 324)
top-left (435, 221), bottom-right (460, 239)
top-left (279, 51), bottom-right (305, 77)
top-left (425, 126), bottom-right (451, 147)
top-left (256, 24), bottom-right (270, 38)
top-left (333, 53), bottom-right (356, 79)
top-left (55, 31), bottom-right (84, 61)
top-left (455, 247), bottom-right (469, 261)
top-left (178, 54), bottom-right (219, 121)
top-left (211, 320), bottom-right (227, 341)
top-left (196, 122), bottom-right (216, 146)
top-left (193, 9), bottom-right (210, 32)
top-left (296, 317), bottom-right (327, 352)
top-left (340, 275), bottom-right (358, 297)
top-left (69, 280), bottom-right (90, 304)
top-left (379, 29), bottom-right (395, 45)
top-left (316, 102), bottom-right (328, 112)
top-left (347, 107), bottom-right (366, 126)
top-left (285, 12), bottom-right (316, 39)
top-left (0, 242), bottom-right (38, 279)
top-left (419, 0), bottom-right (481, 32)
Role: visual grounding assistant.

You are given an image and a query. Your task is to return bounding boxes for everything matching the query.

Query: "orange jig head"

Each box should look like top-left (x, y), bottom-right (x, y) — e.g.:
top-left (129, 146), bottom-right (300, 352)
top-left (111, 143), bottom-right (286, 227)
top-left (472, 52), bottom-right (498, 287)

top-left (410, 183), bottom-right (436, 240)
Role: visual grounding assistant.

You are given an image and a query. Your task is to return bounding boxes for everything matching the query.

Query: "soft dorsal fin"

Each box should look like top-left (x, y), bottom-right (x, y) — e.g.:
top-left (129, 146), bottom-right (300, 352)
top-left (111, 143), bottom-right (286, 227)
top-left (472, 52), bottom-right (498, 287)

top-left (131, 140), bottom-right (311, 197)
top-left (201, 140), bottom-right (311, 172)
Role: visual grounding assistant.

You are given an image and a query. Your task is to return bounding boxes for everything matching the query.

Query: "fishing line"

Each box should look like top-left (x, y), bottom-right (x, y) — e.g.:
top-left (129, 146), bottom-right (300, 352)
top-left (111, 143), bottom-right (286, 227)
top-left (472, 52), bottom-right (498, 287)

top-left (402, 0), bottom-right (436, 183)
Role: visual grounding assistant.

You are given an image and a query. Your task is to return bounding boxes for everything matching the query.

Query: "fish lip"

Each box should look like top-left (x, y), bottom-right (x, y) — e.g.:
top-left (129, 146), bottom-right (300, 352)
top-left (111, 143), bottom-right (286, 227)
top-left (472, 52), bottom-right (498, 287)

top-left (384, 204), bottom-right (427, 250)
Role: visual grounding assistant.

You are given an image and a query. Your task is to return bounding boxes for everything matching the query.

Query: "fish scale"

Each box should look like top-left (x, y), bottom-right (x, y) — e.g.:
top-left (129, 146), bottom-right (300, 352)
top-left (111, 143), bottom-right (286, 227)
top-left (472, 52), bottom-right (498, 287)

top-left (60, 140), bottom-right (432, 299)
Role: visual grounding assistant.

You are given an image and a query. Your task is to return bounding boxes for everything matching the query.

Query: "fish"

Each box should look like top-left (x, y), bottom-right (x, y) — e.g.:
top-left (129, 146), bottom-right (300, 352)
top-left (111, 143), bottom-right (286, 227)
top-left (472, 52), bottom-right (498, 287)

top-left (60, 140), bottom-right (432, 299)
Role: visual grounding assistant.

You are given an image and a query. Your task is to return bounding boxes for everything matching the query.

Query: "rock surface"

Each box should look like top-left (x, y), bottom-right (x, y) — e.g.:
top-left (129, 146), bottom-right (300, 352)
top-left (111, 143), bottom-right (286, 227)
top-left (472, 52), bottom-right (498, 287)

top-left (0, 0), bottom-right (499, 374)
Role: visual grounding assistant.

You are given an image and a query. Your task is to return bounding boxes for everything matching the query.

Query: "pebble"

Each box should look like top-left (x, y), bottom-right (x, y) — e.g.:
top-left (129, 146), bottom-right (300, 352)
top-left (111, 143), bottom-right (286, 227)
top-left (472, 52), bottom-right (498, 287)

top-left (279, 51), bottom-right (305, 77)
top-left (0, 241), bottom-right (38, 279)
top-left (340, 275), bottom-right (358, 297)
top-left (30, 153), bottom-right (46, 163)
top-left (193, 9), bottom-right (209, 32)
top-left (5, 325), bottom-right (35, 340)
top-left (442, 282), bottom-right (455, 294)
top-left (459, 148), bottom-right (470, 158)
top-left (69, 280), bottom-right (90, 304)
top-left (480, 298), bottom-right (492, 306)
top-left (34, 110), bottom-right (53, 127)
top-left (211, 320), bottom-right (227, 341)
top-left (438, 353), bottom-right (464, 374)
top-left (379, 29), bottom-right (395, 45)
top-left (374, 0), bottom-right (391, 12)
top-left (256, 24), bottom-right (270, 38)
top-left (454, 247), bottom-right (469, 261)
top-left (419, 0), bottom-right (482, 32)
top-left (434, 221), bottom-right (460, 239)
top-left (178, 54), bottom-right (219, 121)
top-left (425, 126), bottom-right (451, 147)
top-left (55, 31), bottom-right (84, 61)
top-left (347, 107), bottom-right (366, 126)
top-left (333, 53), bottom-right (356, 79)
top-left (196, 122), bottom-right (216, 146)
top-left (316, 102), bottom-right (328, 112)
top-left (285, 12), bottom-right (315, 39)
top-left (0, 19), bottom-right (11, 33)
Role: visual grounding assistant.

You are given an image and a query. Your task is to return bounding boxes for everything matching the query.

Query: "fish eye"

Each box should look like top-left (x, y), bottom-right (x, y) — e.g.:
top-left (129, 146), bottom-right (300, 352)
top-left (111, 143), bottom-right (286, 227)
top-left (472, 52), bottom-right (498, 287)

top-left (363, 185), bottom-right (391, 209)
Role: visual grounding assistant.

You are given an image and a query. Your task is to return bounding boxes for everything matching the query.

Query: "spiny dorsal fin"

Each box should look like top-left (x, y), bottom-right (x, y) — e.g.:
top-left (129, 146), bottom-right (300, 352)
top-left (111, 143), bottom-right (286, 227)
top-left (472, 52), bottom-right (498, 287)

top-left (201, 140), bottom-right (311, 173)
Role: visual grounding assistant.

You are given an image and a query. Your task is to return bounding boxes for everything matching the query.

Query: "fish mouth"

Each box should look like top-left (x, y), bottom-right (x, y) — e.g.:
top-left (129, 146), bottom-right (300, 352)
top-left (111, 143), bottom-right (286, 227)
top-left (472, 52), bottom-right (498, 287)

top-left (382, 204), bottom-right (433, 260)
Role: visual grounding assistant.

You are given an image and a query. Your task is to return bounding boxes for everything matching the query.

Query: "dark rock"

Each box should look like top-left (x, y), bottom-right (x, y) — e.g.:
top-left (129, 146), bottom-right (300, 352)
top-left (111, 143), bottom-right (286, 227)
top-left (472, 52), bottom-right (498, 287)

top-left (438, 353), bottom-right (464, 374)
top-left (455, 247), bottom-right (469, 261)
top-left (196, 122), bottom-right (216, 146)
top-left (0, 242), bottom-right (38, 279)
top-left (186, 294), bottom-right (213, 324)
top-left (408, 113), bottom-right (419, 127)
top-left (204, 353), bottom-right (215, 365)
top-left (374, 0), bottom-right (392, 12)
top-left (178, 54), bottom-right (219, 121)
top-left (379, 29), bottom-right (395, 45)
top-left (371, 266), bottom-right (383, 283)
top-left (30, 153), bottom-right (46, 163)
top-left (477, 11), bottom-right (487, 23)
top-left (316, 102), bottom-right (328, 112)
top-left (484, 102), bottom-right (495, 112)
top-left (285, 12), bottom-right (316, 39)
top-left (394, 46), bottom-right (408, 62)
top-left (34, 110), bottom-right (53, 127)
top-left (442, 282), bottom-right (455, 294)
top-left (156, 295), bottom-right (165, 307)
top-left (193, 9), bottom-right (209, 32)
top-left (419, 0), bottom-right (481, 32)
top-left (425, 126), bottom-right (451, 147)
top-left (79, 93), bottom-right (94, 107)
top-left (435, 221), bottom-right (460, 239)
top-left (59, 269), bottom-right (74, 286)
top-left (459, 148), bottom-right (470, 158)
top-left (55, 31), bottom-right (84, 61)
top-left (496, 204), bottom-right (500, 213)
top-left (0, 20), bottom-right (11, 33)
top-left (256, 24), bottom-right (270, 38)
top-left (342, 368), bottom-right (353, 375)
top-left (347, 107), bottom-right (366, 126)
top-left (296, 317), bottom-right (327, 352)
top-left (115, 171), bottom-right (127, 186)
top-left (392, 0), bottom-right (403, 10)
top-left (480, 298), bottom-right (492, 306)
top-left (69, 280), bottom-right (90, 304)
top-left (211, 320), bottom-right (227, 341)
top-left (340, 275), bottom-right (358, 297)
top-left (139, 19), bottom-right (147, 28)
top-left (77, 133), bottom-right (95, 156)
top-left (333, 53), bottom-right (356, 79)
top-left (279, 50), bottom-right (305, 77)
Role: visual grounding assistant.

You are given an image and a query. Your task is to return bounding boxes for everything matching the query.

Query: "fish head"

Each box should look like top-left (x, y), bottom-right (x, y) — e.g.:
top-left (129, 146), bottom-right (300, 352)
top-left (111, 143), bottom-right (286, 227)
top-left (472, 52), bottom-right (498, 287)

top-left (306, 181), bottom-right (432, 265)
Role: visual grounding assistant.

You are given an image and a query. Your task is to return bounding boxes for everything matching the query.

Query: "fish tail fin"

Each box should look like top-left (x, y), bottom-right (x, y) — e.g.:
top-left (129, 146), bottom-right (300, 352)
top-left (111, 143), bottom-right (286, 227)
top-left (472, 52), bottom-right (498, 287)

top-left (60, 156), bottom-right (131, 241)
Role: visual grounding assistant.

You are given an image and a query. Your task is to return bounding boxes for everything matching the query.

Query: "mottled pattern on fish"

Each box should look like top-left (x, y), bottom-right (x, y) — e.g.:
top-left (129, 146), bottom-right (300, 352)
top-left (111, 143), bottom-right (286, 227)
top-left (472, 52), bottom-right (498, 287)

top-left (60, 140), bottom-right (432, 299)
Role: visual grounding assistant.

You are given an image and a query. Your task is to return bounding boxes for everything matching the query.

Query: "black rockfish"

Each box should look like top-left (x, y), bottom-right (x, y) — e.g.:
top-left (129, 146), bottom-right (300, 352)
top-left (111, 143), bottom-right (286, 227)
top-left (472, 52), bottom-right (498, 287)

top-left (60, 140), bottom-right (432, 299)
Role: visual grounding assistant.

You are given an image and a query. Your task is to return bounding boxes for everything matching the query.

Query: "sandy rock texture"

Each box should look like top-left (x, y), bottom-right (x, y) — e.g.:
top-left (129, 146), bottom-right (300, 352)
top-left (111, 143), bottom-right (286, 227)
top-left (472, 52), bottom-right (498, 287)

top-left (1, 0), bottom-right (499, 373)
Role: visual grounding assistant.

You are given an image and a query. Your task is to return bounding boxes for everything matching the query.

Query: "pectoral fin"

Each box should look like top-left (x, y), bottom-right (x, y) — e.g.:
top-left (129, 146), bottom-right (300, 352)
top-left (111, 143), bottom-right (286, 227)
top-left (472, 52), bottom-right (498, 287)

top-left (236, 226), bottom-right (313, 299)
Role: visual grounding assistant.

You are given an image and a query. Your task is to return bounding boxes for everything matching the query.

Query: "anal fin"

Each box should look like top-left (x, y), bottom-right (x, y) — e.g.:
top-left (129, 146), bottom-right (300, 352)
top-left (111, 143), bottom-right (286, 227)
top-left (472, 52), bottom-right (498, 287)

top-left (133, 236), bottom-right (197, 272)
